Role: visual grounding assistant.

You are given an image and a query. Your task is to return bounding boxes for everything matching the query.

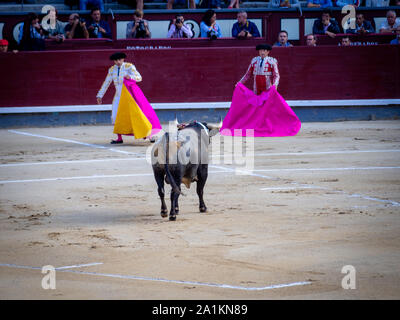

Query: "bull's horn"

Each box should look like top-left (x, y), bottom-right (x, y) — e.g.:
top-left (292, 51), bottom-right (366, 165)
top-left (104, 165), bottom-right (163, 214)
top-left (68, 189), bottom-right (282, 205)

top-left (217, 116), bottom-right (223, 128)
top-left (174, 113), bottom-right (180, 127)
top-left (208, 117), bottom-right (223, 130)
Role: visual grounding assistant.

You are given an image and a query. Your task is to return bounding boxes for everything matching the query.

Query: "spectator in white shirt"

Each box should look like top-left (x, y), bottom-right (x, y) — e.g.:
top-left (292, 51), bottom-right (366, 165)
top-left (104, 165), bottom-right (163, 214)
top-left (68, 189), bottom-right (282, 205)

top-left (167, 14), bottom-right (193, 38)
top-left (379, 10), bottom-right (400, 34)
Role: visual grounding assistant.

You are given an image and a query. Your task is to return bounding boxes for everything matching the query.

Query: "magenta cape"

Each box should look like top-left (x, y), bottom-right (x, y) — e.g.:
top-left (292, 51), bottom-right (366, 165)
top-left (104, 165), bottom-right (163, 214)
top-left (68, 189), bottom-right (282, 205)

top-left (220, 83), bottom-right (301, 137)
top-left (123, 78), bottom-right (162, 136)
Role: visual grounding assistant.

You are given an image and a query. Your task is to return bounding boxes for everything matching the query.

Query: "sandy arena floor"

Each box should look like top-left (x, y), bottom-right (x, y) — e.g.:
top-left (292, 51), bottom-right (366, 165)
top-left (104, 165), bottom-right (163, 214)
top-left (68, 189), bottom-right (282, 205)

top-left (0, 120), bottom-right (399, 300)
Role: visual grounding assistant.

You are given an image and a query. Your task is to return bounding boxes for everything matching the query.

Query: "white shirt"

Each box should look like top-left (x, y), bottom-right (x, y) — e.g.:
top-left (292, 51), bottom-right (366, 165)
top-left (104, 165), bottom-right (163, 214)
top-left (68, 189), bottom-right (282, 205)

top-left (380, 18), bottom-right (400, 32)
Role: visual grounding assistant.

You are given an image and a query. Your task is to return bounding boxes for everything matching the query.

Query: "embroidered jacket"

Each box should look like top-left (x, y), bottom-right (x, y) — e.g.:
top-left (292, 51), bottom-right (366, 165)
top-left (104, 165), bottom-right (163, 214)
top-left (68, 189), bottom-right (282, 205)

top-left (239, 56), bottom-right (280, 94)
top-left (96, 62), bottom-right (142, 99)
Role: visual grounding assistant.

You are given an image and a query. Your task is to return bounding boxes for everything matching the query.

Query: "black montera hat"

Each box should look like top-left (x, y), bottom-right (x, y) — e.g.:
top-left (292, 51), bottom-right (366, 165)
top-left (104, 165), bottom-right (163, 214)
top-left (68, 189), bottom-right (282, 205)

top-left (256, 44), bottom-right (272, 51)
top-left (109, 52), bottom-right (127, 60)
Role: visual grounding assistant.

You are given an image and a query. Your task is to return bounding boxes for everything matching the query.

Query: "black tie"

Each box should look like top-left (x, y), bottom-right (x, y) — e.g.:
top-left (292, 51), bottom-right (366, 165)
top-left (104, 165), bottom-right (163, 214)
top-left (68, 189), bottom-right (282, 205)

top-left (260, 58), bottom-right (264, 68)
top-left (117, 66), bottom-right (120, 77)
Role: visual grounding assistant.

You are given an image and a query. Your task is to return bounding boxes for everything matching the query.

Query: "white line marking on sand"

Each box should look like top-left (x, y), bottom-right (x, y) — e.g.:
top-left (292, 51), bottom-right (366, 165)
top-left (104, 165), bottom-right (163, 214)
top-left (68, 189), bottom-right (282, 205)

top-left (210, 149), bottom-right (400, 158)
top-left (0, 262), bottom-right (102, 271)
top-left (0, 171), bottom-right (228, 184)
top-left (260, 186), bottom-right (322, 191)
top-left (65, 269), bottom-right (312, 291)
top-left (55, 262), bottom-right (104, 270)
top-left (7, 130), bottom-right (144, 156)
top-left (212, 164), bottom-right (400, 207)
top-left (0, 157), bottom-right (146, 168)
top-left (0, 263), bottom-right (311, 291)
top-left (241, 149), bottom-right (400, 157)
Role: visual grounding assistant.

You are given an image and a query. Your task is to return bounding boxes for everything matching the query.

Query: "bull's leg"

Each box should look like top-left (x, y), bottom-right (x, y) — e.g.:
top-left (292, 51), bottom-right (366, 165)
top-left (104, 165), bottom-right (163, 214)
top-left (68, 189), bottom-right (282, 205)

top-left (169, 190), bottom-right (180, 221)
top-left (175, 197), bottom-right (179, 215)
top-left (169, 177), bottom-right (181, 221)
top-left (197, 164), bottom-right (208, 213)
top-left (154, 168), bottom-right (168, 218)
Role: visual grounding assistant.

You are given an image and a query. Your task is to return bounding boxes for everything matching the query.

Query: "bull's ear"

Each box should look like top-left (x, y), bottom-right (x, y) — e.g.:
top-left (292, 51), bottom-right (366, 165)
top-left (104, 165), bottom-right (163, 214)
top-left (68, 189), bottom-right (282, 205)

top-left (208, 128), bottom-right (220, 137)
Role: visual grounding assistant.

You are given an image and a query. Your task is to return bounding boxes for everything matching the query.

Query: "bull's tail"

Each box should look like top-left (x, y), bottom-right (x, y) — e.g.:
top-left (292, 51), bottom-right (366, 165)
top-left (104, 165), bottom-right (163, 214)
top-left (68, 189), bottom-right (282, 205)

top-left (165, 132), bottom-right (181, 195)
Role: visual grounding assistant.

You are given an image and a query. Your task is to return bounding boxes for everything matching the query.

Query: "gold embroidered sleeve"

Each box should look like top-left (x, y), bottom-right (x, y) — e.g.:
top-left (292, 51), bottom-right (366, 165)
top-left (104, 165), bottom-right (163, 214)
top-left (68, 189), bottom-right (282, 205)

top-left (129, 64), bottom-right (142, 82)
top-left (96, 67), bottom-right (113, 98)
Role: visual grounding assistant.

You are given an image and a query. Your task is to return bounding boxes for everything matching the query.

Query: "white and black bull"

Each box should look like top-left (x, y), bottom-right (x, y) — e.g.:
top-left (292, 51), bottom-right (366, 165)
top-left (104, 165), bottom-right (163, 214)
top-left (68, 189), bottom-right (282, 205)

top-left (151, 121), bottom-right (221, 221)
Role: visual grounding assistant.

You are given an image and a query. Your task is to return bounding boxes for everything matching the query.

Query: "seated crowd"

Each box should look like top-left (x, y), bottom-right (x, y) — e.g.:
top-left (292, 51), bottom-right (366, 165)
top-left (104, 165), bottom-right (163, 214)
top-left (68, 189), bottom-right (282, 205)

top-left (2, 4), bottom-right (399, 52)
top-left (70, 0), bottom-right (400, 10)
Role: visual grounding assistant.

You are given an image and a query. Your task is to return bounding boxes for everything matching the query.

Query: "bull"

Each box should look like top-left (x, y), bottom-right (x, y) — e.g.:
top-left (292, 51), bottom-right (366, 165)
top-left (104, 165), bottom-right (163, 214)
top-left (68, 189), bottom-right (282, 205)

top-left (151, 120), bottom-right (221, 221)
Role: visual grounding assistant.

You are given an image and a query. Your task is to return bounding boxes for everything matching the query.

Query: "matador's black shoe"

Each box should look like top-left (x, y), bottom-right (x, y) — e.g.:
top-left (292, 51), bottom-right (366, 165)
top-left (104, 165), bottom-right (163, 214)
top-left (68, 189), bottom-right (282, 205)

top-left (110, 139), bottom-right (123, 144)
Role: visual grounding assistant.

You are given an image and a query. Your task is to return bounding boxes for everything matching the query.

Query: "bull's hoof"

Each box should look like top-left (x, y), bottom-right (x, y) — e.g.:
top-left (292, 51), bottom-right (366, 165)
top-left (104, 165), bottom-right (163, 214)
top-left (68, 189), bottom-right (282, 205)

top-left (199, 206), bottom-right (207, 213)
top-left (160, 209), bottom-right (168, 218)
top-left (169, 214), bottom-right (176, 221)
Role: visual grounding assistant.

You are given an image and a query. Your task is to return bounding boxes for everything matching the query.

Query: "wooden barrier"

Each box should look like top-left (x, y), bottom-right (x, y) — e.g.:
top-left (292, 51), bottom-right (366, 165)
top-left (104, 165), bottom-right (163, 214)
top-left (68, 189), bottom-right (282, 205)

top-left (0, 44), bottom-right (399, 108)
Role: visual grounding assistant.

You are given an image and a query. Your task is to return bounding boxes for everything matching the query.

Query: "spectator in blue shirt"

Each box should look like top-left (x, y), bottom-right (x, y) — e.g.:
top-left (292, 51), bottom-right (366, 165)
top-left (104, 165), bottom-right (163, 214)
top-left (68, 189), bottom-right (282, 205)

top-left (200, 9), bottom-right (222, 39)
top-left (346, 13), bottom-right (374, 35)
top-left (312, 9), bottom-right (341, 38)
top-left (80, 0), bottom-right (104, 11)
top-left (273, 30), bottom-right (293, 47)
top-left (86, 7), bottom-right (111, 39)
top-left (199, 0), bottom-right (221, 9)
top-left (307, 0), bottom-right (332, 8)
top-left (390, 26), bottom-right (400, 45)
top-left (335, 0), bottom-right (359, 7)
top-left (280, 0), bottom-right (300, 7)
top-left (232, 11), bottom-right (261, 39)
top-left (18, 12), bottom-right (46, 51)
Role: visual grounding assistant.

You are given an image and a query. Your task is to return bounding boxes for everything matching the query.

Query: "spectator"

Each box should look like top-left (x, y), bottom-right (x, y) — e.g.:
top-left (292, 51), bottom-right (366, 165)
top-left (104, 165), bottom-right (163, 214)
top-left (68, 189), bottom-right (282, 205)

top-left (335, 0), bottom-right (359, 7)
top-left (379, 11), bottom-right (400, 34)
top-left (346, 13), bottom-right (374, 35)
top-left (273, 30), bottom-right (293, 47)
top-left (0, 39), bottom-right (18, 53)
top-left (268, 0), bottom-right (281, 6)
top-left (280, 0), bottom-right (300, 7)
top-left (364, 0), bottom-right (391, 6)
top-left (307, 0), bottom-right (332, 8)
top-left (232, 11), bottom-right (261, 39)
top-left (64, 13), bottom-right (89, 39)
top-left (306, 34), bottom-right (317, 46)
top-left (167, 14), bottom-right (193, 38)
top-left (341, 36), bottom-right (351, 46)
top-left (18, 12), bottom-right (46, 51)
top-left (238, 44), bottom-right (280, 94)
top-left (86, 7), bottom-right (112, 39)
top-left (312, 9), bottom-right (341, 38)
top-left (0, 39), bottom-right (8, 52)
top-left (228, 0), bottom-right (239, 8)
top-left (200, 9), bottom-right (222, 39)
top-left (79, 0), bottom-right (104, 11)
top-left (126, 10), bottom-right (151, 39)
top-left (42, 9), bottom-right (65, 43)
top-left (199, 0), bottom-right (221, 9)
top-left (167, 0), bottom-right (196, 9)
top-left (390, 26), bottom-right (400, 45)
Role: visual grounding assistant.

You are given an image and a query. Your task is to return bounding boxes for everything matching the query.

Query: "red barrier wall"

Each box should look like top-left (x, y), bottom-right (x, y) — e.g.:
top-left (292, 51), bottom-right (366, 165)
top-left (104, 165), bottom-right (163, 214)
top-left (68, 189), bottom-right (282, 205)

top-left (0, 44), bottom-right (399, 108)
